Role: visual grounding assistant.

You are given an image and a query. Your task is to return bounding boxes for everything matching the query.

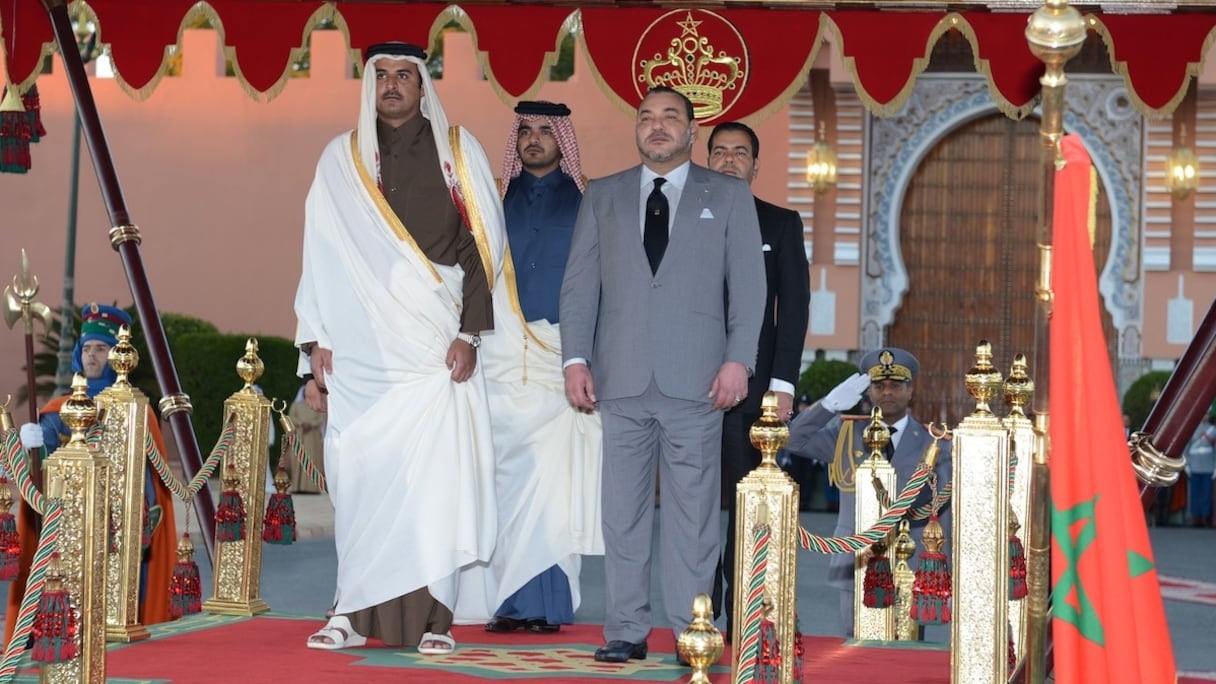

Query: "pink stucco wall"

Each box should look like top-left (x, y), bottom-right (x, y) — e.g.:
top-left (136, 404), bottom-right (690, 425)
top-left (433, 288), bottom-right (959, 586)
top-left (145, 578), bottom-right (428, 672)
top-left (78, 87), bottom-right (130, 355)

top-left (0, 28), bottom-right (817, 406)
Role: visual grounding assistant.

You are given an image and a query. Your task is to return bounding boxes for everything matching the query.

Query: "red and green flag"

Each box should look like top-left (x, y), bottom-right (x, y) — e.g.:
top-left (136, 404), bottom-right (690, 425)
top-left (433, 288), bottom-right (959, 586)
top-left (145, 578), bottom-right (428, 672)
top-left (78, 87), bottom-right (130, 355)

top-left (1050, 134), bottom-right (1176, 683)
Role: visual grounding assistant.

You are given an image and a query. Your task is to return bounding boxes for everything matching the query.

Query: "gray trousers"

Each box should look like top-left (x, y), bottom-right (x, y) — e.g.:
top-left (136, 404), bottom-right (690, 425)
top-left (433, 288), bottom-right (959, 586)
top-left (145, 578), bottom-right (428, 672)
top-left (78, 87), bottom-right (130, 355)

top-left (598, 379), bottom-right (722, 643)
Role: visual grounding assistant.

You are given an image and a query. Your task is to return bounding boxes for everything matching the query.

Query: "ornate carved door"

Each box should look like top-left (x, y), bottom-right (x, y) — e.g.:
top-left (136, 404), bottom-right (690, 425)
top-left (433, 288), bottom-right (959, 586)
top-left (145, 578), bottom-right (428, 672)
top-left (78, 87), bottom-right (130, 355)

top-left (887, 113), bottom-right (1114, 424)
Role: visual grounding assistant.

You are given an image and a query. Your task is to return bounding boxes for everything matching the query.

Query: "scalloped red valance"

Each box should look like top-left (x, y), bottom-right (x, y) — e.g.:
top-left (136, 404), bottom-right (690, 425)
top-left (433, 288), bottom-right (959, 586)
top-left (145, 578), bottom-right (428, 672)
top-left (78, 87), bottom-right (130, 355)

top-left (3, 2), bottom-right (1214, 120)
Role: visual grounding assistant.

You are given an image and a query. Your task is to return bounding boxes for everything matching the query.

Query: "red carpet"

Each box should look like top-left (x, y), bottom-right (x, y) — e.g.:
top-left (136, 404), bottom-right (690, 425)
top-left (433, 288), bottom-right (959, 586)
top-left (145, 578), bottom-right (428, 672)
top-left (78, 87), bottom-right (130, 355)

top-left (9, 614), bottom-right (1201, 683)
top-left (95, 614), bottom-right (951, 683)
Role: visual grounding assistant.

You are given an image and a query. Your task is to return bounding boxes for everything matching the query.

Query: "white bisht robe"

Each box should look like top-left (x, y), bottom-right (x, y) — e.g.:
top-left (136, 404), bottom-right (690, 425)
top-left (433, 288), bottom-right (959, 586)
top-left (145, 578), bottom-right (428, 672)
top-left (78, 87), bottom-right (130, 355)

top-left (294, 130), bottom-right (500, 617)
top-left (473, 252), bottom-right (605, 618)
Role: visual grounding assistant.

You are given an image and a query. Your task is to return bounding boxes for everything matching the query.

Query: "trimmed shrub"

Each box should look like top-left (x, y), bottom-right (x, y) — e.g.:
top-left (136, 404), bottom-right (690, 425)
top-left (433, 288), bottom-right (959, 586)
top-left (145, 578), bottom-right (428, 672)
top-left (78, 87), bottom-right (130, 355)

top-left (798, 358), bottom-right (862, 413)
top-left (1121, 370), bottom-right (1171, 429)
top-left (173, 333), bottom-right (300, 464)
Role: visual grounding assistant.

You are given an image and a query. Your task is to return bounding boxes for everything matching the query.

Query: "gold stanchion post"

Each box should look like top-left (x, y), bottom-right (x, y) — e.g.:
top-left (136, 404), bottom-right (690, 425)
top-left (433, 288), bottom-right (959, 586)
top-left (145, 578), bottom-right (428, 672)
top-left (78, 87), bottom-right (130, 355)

top-left (853, 407), bottom-right (896, 641)
top-left (949, 341), bottom-right (1011, 682)
top-left (41, 374), bottom-right (108, 684)
top-left (731, 391), bottom-right (799, 683)
top-left (201, 339), bottom-right (271, 616)
top-left (1002, 353), bottom-right (1035, 667)
top-left (94, 325), bottom-right (151, 642)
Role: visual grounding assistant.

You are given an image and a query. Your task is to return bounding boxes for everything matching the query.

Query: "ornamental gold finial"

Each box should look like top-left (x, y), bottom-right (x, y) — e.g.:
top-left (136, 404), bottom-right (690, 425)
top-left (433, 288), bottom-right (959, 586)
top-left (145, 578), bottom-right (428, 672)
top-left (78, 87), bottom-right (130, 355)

top-left (236, 338), bottom-right (264, 390)
top-left (60, 373), bottom-right (98, 445)
top-left (2, 249), bottom-right (54, 335)
top-left (1025, 0), bottom-right (1086, 65)
top-left (1003, 352), bottom-right (1034, 417)
top-left (108, 324), bottom-right (139, 388)
top-left (749, 391), bottom-right (788, 469)
top-left (964, 341), bottom-right (1003, 417)
top-left (676, 593), bottom-right (724, 682)
top-left (0, 395), bottom-right (13, 433)
top-left (863, 406), bottom-right (891, 460)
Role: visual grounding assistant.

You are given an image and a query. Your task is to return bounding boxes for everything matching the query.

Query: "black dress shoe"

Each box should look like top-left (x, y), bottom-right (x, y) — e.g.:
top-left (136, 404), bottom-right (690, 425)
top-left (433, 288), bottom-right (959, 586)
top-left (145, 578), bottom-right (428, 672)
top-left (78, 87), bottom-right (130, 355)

top-left (594, 639), bottom-right (648, 662)
top-left (525, 619), bottom-right (560, 634)
top-left (484, 616), bottom-right (526, 633)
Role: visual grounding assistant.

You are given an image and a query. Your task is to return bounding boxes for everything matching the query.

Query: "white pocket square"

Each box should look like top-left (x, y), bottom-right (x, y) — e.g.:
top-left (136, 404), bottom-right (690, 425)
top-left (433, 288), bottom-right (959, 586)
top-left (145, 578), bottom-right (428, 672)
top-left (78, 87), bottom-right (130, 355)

top-left (762, 243), bottom-right (773, 252)
top-left (699, 208), bottom-right (715, 219)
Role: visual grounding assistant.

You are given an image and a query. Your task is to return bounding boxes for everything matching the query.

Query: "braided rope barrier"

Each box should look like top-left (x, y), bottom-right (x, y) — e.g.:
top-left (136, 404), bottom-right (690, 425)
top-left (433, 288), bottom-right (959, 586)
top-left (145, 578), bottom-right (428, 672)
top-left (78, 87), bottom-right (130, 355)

top-left (797, 462), bottom-right (933, 554)
top-left (146, 422), bottom-right (234, 502)
top-left (289, 431), bottom-right (326, 493)
top-left (734, 523), bottom-right (770, 684)
top-left (0, 431), bottom-right (64, 683)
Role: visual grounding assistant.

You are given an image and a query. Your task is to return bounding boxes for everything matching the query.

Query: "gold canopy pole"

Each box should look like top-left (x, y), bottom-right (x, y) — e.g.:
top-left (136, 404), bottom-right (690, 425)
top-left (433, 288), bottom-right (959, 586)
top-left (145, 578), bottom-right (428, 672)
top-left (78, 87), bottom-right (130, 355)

top-left (1023, 3), bottom-right (1086, 683)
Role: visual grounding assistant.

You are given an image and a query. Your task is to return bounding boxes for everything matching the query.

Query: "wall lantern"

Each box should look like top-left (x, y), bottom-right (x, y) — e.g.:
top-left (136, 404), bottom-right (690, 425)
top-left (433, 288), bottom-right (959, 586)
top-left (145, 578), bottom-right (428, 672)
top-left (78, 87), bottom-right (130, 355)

top-left (1166, 123), bottom-right (1199, 200)
top-left (805, 121), bottom-right (838, 193)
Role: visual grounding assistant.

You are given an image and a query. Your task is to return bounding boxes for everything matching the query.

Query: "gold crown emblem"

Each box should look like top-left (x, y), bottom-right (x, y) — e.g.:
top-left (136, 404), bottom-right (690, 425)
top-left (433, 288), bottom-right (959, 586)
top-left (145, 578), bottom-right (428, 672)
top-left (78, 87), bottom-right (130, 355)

top-left (636, 12), bottom-right (746, 120)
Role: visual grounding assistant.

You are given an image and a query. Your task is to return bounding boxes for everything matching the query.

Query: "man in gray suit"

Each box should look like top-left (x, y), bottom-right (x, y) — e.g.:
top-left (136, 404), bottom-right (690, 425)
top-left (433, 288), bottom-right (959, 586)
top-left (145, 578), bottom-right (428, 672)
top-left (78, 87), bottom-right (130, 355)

top-left (559, 86), bottom-right (765, 663)
top-left (785, 347), bottom-right (952, 637)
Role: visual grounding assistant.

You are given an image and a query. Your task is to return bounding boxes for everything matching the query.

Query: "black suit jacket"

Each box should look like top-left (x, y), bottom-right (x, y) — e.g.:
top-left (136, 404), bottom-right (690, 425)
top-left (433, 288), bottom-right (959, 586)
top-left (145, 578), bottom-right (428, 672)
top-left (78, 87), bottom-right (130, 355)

top-left (733, 197), bottom-right (810, 415)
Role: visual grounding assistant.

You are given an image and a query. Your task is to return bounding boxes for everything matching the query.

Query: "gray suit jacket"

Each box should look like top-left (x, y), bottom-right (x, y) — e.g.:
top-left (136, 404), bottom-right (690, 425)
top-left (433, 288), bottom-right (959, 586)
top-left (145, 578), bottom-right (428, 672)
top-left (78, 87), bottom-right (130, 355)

top-left (786, 405), bottom-right (953, 590)
top-left (559, 163), bottom-right (765, 402)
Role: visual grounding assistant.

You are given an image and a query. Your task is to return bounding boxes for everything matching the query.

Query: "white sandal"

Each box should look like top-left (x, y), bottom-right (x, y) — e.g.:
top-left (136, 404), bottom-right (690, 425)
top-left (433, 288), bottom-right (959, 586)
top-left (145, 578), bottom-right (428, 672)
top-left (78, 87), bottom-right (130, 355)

top-left (417, 631), bottom-right (456, 655)
top-left (306, 615), bottom-right (368, 650)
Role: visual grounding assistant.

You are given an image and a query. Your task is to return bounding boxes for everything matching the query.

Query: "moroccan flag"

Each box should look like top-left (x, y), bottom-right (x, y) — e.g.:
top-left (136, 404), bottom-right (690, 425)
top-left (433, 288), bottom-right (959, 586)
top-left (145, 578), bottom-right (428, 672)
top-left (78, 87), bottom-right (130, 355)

top-left (1049, 134), bottom-right (1176, 682)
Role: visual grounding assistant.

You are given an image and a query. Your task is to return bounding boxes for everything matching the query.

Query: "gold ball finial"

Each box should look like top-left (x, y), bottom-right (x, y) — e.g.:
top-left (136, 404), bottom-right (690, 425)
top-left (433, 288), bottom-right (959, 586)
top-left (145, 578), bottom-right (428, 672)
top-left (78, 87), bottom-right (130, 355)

top-left (1025, 0), bottom-right (1087, 66)
top-left (236, 338), bottom-right (264, 390)
top-left (863, 406), bottom-right (891, 460)
top-left (749, 391), bottom-right (789, 469)
top-left (964, 341), bottom-right (1004, 417)
top-left (107, 324), bottom-right (139, 388)
top-left (59, 373), bottom-right (98, 445)
top-left (676, 593), bottom-right (725, 682)
top-left (1003, 352), bottom-right (1035, 418)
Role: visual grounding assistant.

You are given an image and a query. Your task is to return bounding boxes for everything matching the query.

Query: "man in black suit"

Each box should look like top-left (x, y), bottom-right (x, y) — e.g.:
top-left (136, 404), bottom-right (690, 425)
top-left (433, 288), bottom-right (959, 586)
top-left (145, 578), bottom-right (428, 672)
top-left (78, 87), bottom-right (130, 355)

top-left (707, 121), bottom-right (810, 633)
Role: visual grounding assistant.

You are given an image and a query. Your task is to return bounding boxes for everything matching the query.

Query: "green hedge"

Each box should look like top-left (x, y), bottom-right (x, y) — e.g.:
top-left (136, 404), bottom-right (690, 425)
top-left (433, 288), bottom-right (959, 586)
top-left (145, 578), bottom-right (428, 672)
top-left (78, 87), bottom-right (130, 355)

top-left (798, 358), bottom-right (862, 413)
top-left (1121, 370), bottom-right (1171, 429)
top-left (173, 333), bottom-right (300, 465)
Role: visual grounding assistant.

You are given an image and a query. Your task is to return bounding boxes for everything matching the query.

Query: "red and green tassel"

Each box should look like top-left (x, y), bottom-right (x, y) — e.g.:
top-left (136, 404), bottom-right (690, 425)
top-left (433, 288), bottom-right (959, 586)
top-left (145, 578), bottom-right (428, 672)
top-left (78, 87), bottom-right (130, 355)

top-left (862, 541), bottom-right (894, 608)
top-left (215, 463), bottom-right (247, 542)
top-left (31, 553), bottom-right (78, 663)
top-left (0, 85), bottom-right (32, 174)
top-left (169, 533), bottom-right (202, 617)
top-left (758, 619), bottom-right (781, 683)
top-left (911, 514), bottom-right (952, 624)
top-left (263, 464), bottom-right (296, 545)
top-left (23, 84), bottom-right (45, 142)
top-left (0, 477), bottom-right (19, 581)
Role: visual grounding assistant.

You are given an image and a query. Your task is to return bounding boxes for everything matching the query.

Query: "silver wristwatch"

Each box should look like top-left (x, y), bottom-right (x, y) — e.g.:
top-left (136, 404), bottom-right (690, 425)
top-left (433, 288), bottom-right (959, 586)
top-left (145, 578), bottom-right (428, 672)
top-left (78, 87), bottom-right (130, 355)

top-left (457, 332), bottom-right (482, 349)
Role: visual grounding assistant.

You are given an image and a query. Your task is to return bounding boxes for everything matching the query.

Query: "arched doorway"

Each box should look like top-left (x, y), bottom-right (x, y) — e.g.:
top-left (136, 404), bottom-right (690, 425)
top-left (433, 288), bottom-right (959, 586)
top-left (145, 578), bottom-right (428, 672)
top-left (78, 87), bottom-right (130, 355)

top-left (887, 113), bottom-right (1115, 424)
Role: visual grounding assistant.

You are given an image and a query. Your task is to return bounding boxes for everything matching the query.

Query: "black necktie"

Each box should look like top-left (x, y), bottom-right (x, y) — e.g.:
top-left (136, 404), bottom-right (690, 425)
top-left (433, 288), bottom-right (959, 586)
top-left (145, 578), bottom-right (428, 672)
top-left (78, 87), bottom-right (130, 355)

top-left (884, 425), bottom-right (898, 460)
top-left (644, 177), bottom-right (669, 274)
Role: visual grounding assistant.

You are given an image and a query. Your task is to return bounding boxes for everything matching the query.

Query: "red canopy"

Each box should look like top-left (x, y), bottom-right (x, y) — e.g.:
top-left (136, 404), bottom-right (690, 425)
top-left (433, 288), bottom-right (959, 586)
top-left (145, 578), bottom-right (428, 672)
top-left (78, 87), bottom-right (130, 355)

top-left (3, 2), bottom-right (1214, 120)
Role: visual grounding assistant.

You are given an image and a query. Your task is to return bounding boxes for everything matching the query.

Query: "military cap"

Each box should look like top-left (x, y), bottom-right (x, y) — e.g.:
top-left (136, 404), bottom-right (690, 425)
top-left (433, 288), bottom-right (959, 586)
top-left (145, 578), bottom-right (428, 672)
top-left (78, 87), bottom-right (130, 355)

top-left (860, 347), bottom-right (918, 382)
